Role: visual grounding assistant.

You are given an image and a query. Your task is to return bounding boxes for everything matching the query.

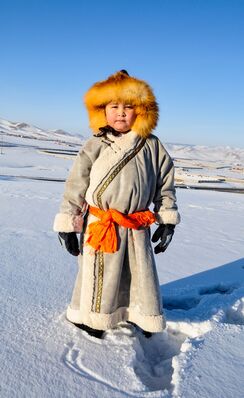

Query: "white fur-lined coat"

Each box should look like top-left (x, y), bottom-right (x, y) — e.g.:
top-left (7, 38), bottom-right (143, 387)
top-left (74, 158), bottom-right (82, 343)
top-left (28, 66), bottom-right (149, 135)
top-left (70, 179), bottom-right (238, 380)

top-left (54, 131), bottom-right (180, 332)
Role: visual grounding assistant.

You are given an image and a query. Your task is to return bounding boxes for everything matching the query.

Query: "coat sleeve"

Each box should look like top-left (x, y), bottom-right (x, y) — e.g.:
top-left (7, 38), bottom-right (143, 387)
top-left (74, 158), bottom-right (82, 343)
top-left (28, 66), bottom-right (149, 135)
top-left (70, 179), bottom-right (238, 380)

top-left (53, 138), bottom-right (102, 233)
top-left (153, 139), bottom-right (180, 225)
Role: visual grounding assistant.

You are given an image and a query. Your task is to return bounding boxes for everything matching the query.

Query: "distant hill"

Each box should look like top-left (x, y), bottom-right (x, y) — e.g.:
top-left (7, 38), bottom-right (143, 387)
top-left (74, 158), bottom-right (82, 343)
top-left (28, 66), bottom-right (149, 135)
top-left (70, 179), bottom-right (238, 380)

top-left (165, 142), bottom-right (244, 165)
top-left (0, 117), bottom-right (84, 145)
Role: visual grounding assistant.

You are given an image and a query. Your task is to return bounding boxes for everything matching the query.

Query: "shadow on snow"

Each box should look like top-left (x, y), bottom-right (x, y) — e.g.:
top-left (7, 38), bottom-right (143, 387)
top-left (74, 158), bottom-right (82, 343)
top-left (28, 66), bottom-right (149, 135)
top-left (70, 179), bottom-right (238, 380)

top-left (161, 257), bottom-right (244, 323)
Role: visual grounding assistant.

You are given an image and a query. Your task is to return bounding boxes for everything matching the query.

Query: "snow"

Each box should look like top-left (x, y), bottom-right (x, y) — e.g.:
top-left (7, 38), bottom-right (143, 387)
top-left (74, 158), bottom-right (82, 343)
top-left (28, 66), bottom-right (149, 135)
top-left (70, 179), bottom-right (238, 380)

top-left (165, 143), bottom-right (244, 191)
top-left (0, 117), bottom-right (84, 145)
top-left (1, 120), bottom-right (244, 397)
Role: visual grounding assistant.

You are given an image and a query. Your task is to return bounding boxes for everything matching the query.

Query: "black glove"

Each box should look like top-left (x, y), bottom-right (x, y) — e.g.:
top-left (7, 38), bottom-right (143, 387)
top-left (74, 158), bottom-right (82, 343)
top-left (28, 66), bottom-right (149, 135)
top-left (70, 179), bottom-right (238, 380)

top-left (58, 232), bottom-right (80, 256)
top-left (151, 224), bottom-right (175, 254)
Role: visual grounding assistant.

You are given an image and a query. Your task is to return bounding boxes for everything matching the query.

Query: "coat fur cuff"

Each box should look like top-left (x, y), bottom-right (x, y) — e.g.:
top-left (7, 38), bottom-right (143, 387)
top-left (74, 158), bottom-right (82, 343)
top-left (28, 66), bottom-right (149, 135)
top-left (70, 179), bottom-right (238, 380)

top-left (53, 213), bottom-right (84, 233)
top-left (155, 210), bottom-right (181, 225)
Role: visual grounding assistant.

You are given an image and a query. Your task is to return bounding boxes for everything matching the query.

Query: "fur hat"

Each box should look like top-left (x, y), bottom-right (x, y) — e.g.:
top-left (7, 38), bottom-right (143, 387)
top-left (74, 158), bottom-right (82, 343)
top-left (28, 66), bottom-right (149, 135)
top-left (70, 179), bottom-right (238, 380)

top-left (84, 70), bottom-right (158, 138)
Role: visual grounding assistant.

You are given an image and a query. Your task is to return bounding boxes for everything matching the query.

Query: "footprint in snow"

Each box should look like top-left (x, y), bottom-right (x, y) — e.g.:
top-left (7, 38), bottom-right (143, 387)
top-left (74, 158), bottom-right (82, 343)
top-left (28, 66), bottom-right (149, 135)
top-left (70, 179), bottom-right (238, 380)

top-left (132, 329), bottom-right (188, 393)
top-left (61, 325), bottom-right (162, 397)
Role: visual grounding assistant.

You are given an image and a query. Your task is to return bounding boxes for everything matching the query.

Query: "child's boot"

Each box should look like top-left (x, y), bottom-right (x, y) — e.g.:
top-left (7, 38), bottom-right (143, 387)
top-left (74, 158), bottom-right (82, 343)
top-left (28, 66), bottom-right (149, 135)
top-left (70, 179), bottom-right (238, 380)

top-left (73, 323), bottom-right (104, 339)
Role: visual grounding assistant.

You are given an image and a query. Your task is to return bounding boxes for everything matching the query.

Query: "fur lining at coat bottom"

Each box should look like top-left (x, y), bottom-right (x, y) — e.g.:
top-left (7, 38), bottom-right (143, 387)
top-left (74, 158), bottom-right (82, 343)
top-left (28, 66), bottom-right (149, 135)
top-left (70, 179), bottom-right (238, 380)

top-left (66, 305), bottom-right (166, 333)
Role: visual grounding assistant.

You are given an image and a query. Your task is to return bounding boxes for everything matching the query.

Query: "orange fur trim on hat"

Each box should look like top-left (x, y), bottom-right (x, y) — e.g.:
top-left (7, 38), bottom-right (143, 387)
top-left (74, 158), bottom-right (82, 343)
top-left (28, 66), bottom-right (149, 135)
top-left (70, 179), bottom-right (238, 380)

top-left (84, 71), bottom-right (159, 138)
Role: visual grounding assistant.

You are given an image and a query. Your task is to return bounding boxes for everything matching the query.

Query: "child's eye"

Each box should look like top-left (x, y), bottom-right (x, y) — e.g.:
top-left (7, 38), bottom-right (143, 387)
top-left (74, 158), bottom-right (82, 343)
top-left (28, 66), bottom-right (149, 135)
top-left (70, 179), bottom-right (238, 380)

top-left (125, 105), bottom-right (133, 109)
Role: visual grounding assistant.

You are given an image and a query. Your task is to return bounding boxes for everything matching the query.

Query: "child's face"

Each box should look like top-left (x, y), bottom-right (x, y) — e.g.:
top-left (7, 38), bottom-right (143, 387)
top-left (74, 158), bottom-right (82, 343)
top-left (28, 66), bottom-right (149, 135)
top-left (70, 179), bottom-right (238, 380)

top-left (105, 102), bottom-right (137, 133)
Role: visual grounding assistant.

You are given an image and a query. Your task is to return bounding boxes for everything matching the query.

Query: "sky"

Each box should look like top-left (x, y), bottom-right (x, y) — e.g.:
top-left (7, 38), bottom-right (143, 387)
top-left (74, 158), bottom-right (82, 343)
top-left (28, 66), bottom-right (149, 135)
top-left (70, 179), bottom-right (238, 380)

top-left (0, 0), bottom-right (244, 148)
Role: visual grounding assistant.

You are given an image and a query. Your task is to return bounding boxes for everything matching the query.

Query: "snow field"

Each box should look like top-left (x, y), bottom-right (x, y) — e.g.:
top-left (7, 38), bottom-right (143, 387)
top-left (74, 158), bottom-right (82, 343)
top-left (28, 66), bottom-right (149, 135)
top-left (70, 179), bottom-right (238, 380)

top-left (1, 134), bottom-right (244, 397)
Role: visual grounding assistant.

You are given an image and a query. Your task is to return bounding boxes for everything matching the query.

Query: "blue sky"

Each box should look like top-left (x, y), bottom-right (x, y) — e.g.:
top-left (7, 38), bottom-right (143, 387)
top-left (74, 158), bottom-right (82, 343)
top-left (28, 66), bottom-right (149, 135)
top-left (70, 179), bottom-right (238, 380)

top-left (1, 0), bottom-right (244, 147)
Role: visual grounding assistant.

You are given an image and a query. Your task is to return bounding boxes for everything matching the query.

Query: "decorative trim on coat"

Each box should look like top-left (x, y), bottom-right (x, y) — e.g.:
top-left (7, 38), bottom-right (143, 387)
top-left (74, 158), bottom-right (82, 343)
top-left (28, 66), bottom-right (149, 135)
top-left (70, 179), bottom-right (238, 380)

top-left (96, 137), bottom-right (146, 209)
top-left (53, 213), bottom-right (84, 233)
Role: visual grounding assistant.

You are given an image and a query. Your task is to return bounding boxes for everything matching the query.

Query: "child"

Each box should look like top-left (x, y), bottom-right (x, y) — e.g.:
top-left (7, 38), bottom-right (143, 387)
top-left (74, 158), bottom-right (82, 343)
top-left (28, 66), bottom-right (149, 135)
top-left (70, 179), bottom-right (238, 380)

top-left (53, 70), bottom-right (180, 339)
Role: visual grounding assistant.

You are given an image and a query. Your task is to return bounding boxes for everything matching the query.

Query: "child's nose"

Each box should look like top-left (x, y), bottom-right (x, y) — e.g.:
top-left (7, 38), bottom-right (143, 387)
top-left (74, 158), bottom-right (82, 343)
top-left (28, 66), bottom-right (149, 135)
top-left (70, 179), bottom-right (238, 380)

top-left (117, 107), bottom-right (126, 116)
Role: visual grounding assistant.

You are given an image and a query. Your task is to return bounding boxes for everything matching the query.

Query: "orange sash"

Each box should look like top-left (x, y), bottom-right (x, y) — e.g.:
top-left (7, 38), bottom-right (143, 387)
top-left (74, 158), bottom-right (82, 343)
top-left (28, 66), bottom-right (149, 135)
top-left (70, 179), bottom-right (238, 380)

top-left (86, 206), bottom-right (156, 253)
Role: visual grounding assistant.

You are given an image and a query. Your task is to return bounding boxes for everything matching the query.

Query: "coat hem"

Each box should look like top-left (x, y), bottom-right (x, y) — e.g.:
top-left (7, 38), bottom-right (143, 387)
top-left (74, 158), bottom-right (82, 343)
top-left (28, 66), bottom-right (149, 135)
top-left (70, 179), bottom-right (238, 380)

top-left (66, 305), bottom-right (166, 333)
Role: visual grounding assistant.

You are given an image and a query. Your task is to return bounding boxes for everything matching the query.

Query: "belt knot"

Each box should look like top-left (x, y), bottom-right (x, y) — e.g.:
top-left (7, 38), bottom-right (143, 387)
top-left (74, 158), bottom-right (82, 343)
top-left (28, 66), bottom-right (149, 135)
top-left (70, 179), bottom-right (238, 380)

top-left (86, 206), bottom-right (156, 253)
